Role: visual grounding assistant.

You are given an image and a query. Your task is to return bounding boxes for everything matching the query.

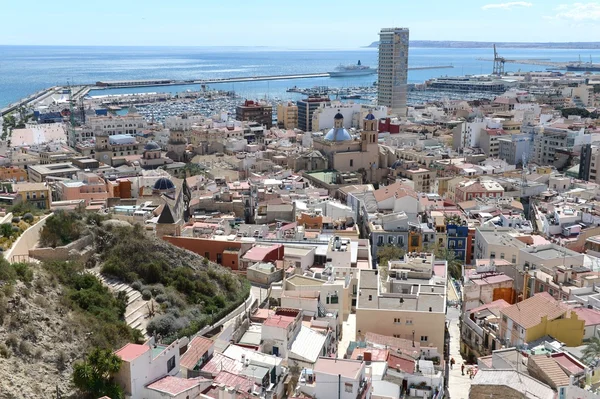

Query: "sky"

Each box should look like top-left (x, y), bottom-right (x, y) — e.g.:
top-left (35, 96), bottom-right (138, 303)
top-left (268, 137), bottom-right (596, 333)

top-left (2, 0), bottom-right (600, 48)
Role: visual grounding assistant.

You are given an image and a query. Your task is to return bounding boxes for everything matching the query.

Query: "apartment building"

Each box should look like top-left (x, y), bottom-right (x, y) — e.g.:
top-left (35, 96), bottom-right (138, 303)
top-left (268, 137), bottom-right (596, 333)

top-left (532, 124), bottom-right (590, 166)
top-left (236, 100), bottom-right (273, 129)
top-left (297, 96), bottom-right (330, 132)
top-left (276, 102), bottom-right (298, 129)
top-left (499, 292), bottom-right (584, 347)
top-left (474, 226), bottom-right (526, 263)
top-left (355, 253), bottom-right (447, 351)
top-left (378, 27), bottom-right (410, 117)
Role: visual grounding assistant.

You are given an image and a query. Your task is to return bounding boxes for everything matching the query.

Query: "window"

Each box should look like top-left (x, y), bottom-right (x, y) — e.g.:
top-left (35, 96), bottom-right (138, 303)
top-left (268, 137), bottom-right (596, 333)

top-left (377, 236), bottom-right (384, 246)
top-left (406, 319), bottom-right (413, 325)
top-left (388, 236), bottom-right (394, 244)
top-left (368, 295), bottom-right (372, 301)
top-left (350, 159), bottom-right (354, 167)
top-left (330, 295), bottom-right (339, 304)
top-left (539, 284), bottom-right (545, 292)
top-left (512, 255), bottom-right (516, 263)
top-left (394, 318), bottom-right (401, 324)
top-left (167, 356), bottom-right (176, 373)
top-left (420, 336), bottom-right (428, 342)
top-left (500, 253), bottom-right (505, 260)
top-left (490, 251), bottom-right (495, 259)
top-left (345, 383), bottom-right (353, 393)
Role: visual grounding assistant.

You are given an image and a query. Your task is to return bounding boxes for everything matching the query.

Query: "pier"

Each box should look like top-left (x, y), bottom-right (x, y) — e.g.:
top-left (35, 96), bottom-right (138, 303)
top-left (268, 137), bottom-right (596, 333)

top-left (476, 58), bottom-right (568, 69)
top-left (93, 66), bottom-right (454, 89)
top-left (1, 65), bottom-right (455, 116)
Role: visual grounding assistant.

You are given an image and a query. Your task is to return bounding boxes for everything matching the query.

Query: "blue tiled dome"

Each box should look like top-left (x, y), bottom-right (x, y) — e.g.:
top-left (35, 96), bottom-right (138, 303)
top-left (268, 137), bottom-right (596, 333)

top-left (144, 141), bottom-right (161, 151)
top-left (324, 127), bottom-right (352, 141)
top-left (153, 177), bottom-right (175, 191)
top-left (334, 112), bottom-right (344, 120)
top-left (365, 113), bottom-right (376, 120)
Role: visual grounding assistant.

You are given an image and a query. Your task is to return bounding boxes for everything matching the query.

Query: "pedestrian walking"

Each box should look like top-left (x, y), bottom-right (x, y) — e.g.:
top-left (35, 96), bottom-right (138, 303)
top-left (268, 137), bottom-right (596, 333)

top-left (461, 363), bottom-right (465, 375)
top-left (450, 357), bottom-right (455, 369)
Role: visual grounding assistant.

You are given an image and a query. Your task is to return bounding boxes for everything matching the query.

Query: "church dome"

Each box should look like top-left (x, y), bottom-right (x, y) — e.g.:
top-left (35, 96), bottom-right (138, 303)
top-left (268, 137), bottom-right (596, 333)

top-left (153, 177), bottom-right (175, 192)
top-left (324, 127), bottom-right (352, 142)
top-left (144, 141), bottom-right (161, 151)
top-left (365, 113), bottom-right (376, 120)
top-left (334, 112), bottom-right (344, 120)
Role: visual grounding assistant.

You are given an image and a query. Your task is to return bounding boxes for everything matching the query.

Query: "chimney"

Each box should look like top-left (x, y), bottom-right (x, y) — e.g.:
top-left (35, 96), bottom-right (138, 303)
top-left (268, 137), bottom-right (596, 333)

top-left (363, 351), bottom-right (372, 362)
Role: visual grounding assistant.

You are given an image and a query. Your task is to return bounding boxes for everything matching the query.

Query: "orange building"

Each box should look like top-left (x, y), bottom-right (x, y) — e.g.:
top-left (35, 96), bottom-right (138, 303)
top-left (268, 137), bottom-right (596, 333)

top-left (163, 236), bottom-right (250, 272)
top-left (0, 166), bottom-right (28, 182)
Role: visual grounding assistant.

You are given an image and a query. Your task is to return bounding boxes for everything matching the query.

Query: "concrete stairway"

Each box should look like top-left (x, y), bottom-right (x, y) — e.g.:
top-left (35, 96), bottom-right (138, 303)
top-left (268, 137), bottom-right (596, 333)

top-left (87, 269), bottom-right (150, 337)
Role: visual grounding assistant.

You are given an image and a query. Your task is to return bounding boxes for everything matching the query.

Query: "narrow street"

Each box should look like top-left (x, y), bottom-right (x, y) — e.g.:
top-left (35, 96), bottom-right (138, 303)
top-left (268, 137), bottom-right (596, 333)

top-left (446, 279), bottom-right (472, 399)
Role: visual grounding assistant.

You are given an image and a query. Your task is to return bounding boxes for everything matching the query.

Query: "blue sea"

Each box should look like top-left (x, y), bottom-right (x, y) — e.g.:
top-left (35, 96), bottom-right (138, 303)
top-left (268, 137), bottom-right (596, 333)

top-left (3, 45), bottom-right (600, 108)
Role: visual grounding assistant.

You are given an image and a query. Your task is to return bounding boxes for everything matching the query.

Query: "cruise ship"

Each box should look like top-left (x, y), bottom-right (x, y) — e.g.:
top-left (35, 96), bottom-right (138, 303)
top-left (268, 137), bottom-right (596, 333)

top-left (328, 60), bottom-right (377, 77)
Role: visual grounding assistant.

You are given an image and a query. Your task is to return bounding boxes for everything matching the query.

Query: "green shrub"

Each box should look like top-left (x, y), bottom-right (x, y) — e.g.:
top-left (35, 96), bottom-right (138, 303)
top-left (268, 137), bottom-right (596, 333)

top-left (12, 262), bottom-right (33, 284)
top-left (11, 217), bottom-right (20, 224)
top-left (18, 340), bottom-right (32, 356)
top-left (39, 210), bottom-right (82, 248)
top-left (0, 343), bottom-right (9, 358)
top-left (141, 289), bottom-right (152, 300)
top-left (6, 333), bottom-right (18, 349)
top-left (131, 281), bottom-right (142, 291)
top-left (22, 213), bottom-right (34, 223)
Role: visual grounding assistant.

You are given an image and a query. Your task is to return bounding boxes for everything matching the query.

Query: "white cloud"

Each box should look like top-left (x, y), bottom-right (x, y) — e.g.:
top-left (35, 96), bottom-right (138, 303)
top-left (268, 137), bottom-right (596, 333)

top-left (546, 2), bottom-right (600, 21)
top-left (482, 1), bottom-right (533, 10)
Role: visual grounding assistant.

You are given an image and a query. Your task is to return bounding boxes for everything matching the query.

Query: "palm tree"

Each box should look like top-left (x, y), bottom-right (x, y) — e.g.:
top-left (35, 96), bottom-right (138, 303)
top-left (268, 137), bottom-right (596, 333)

top-left (582, 332), bottom-right (600, 364)
top-left (436, 247), bottom-right (463, 280)
top-left (73, 347), bottom-right (123, 399)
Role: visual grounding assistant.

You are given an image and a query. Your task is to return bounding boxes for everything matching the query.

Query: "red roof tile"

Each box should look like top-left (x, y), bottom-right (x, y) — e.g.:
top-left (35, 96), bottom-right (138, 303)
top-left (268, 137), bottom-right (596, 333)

top-left (147, 376), bottom-right (206, 395)
top-left (387, 353), bottom-right (415, 373)
top-left (214, 371), bottom-right (257, 393)
top-left (114, 343), bottom-right (149, 362)
top-left (572, 307), bottom-right (600, 326)
top-left (180, 336), bottom-right (214, 370)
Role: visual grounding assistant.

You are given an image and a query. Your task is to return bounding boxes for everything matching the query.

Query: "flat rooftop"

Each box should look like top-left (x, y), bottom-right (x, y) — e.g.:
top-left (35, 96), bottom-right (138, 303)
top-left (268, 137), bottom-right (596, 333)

top-left (357, 270), bottom-right (446, 312)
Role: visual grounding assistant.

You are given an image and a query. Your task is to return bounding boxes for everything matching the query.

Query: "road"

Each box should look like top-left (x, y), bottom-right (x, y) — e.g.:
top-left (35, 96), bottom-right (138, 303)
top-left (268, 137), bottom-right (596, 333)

top-left (446, 279), bottom-right (473, 399)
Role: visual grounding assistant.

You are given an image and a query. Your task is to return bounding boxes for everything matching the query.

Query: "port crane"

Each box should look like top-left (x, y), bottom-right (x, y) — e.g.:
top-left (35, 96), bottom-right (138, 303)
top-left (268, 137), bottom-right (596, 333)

top-left (492, 44), bottom-right (505, 76)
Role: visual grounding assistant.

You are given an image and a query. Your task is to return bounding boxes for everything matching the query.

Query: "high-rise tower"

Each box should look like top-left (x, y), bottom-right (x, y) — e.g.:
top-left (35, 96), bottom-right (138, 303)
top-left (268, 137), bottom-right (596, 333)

top-left (377, 27), bottom-right (409, 118)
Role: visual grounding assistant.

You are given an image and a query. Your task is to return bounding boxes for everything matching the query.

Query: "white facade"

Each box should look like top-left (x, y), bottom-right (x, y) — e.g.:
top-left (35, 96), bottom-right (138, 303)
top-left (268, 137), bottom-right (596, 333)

top-left (312, 102), bottom-right (387, 131)
top-left (114, 339), bottom-right (182, 399)
top-left (300, 358), bottom-right (370, 399)
top-left (378, 27), bottom-right (410, 117)
top-left (164, 114), bottom-right (205, 131)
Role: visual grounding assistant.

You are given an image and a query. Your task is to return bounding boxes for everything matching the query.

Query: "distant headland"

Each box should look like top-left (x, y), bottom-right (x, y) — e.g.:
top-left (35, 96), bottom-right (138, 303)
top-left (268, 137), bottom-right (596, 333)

top-left (366, 40), bottom-right (600, 49)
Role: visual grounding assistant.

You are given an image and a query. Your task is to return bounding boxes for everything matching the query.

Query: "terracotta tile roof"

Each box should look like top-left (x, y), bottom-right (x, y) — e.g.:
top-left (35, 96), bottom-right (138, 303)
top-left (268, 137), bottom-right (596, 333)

top-left (470, 299), bottom-right (511, 314)
top-left (213, 371), bottom-right (257, 393)
top-left (528, 355), bottom-right (571, 388)
top-left (201, 352), bottom-right (242, 376)
top-left (146, 376), bottom-right (207, 396)
top-left (180, 336), bottom-right (214, 370)
top-left (551, 353), bottom-right (585, 375)
top-left (387, 353), bottom-right (415, 373)
top-left (500, 292), bottom-right (568, 329)
top-left (114, 343), bottom-right (149, 362)
top-left (364, 332), bottom-right (421, 358)
top-left (572, 307), bottom-right (600, 326)
top-left (373, 182), bottom-right (417, 203)
top-left (351, 348), bottom-right (389, 362)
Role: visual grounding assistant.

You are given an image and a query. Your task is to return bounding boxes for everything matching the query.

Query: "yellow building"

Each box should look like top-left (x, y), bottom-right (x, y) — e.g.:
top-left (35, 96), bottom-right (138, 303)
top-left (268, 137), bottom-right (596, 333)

top-left (277, 102), bottom-right (298, 130)
top-left (355, 254), bottom-right (448, 351)
top-left (14, 182), bottom-right (51, 209)
top-left (500, 292), bottom-right (584, 347)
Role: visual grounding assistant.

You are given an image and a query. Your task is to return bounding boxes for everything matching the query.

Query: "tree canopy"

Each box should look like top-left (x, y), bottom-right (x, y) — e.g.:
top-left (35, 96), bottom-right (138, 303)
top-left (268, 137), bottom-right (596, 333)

top-left (73, 347), bottom-right (123, 399)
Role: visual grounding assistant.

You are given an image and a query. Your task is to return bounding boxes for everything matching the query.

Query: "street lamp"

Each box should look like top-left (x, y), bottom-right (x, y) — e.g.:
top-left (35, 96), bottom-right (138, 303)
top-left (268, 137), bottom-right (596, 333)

top-left (412, 330), bottom-right (415, 347)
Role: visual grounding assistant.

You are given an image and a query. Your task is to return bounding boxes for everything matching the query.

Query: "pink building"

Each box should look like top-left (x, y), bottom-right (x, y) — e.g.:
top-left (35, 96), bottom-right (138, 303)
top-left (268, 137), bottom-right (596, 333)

top-left (57, 172), bottom-right (109, 205)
